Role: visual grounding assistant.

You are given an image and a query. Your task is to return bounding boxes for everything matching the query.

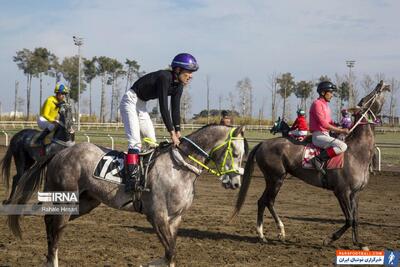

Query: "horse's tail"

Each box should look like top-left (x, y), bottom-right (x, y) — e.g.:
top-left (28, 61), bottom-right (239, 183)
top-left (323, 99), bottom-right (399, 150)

top-left (7, 155), bottom-right (53, 239)
top-left (230, 142), bottom-right (262, 221)
top-left (0, 144), bottom-right (14, 192)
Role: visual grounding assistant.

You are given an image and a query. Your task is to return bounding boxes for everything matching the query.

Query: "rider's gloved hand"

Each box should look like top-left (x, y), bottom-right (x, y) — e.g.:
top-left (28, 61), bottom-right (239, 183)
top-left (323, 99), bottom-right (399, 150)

top-left (170, 131), bottom-right (181, 147)
top-left (341, 128), bottom-right (350, 135)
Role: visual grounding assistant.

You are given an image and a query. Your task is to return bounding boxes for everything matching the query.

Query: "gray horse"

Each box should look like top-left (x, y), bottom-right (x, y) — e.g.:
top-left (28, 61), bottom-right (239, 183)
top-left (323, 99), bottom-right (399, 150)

top-left (232, 81), bottom-right (389, 250)
top-left (1, 102), bottom-right (75, 203)
top-left (8, 125), bottom-right (246, 267)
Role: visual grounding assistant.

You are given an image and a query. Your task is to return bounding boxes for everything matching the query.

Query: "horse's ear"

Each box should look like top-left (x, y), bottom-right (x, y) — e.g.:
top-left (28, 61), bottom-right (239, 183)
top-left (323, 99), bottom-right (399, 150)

top-left (233, 126), bottom-right (245, 137)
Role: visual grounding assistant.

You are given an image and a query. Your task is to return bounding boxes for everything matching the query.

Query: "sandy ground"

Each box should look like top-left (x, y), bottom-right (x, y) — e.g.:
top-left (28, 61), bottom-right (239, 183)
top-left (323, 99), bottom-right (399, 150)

top-left (0, 146), bottom-right (399, 266)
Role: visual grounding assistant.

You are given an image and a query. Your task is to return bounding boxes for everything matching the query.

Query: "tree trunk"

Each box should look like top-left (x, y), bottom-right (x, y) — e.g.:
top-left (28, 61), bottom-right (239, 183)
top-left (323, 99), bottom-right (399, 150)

top-left (89, 81), bottom-right (92, 117)
top-left (110, 77), bottom-right (115, 123)
top-left (26, 75), bottom-right (32, 120)
top-left (14, 81), bottom-right (18, 120)
top-left (39, 73), bottom-right (43, 113)
top-left (100, 75), bottom-right (106, 123)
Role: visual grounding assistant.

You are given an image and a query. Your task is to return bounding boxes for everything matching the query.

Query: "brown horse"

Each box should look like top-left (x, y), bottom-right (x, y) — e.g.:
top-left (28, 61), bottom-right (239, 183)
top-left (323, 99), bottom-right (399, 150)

top-left (232, 81), bottom-right (390, 250)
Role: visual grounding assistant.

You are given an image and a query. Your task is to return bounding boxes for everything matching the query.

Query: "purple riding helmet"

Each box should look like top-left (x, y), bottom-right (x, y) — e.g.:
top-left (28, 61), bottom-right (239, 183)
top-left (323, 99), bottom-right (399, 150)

top-left (171, 53), bottom-right (199, 71)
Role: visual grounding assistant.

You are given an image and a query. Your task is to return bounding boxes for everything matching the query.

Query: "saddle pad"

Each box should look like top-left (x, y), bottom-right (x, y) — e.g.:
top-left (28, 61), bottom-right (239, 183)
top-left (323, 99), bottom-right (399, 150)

top-left (93, 151), bottom-right (125, 184)
top-left (302, 144), bottom-right (344, 170)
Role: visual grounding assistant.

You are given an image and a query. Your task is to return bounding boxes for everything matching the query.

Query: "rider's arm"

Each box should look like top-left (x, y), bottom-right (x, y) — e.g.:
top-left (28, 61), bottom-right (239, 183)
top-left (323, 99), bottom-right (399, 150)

top-left (290, 118), bottom-right (298, 130)
top-left (41, 98), bottom-right (56, 122)
top-left (170, 86), bottom-right (183, 132)
top-left (157, 75), bottom-right (174, 132)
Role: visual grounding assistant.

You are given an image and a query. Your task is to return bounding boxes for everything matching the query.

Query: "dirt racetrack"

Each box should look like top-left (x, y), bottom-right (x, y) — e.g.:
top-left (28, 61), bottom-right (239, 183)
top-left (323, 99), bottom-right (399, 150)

top-left (0, 146), bottom-right (399, 266)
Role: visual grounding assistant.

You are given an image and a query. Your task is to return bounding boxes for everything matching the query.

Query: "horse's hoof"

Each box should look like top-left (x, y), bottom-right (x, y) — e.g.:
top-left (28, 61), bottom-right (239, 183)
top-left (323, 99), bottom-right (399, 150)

top-left (259, 236), bottom-right (268, 243)
top-left (361, 245), bottom-right (369, 251)
top-left (323, 237), bottom-right (333, 246)
top-left (2, 199), bottom-right (10, 205)
top-left (277, 233), bottom-right (285, 241)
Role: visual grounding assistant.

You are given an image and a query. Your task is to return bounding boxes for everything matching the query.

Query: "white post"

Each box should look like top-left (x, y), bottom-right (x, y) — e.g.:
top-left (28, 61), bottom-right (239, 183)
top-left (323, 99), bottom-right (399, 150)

top-left (1, 130), bottom-right (8, 146)
top-left (84, 133), bottom-right (90, 143)
top-left (375, 146), bottom-right (381, 172)
top-left (108, 134), bottom-right (114, 150)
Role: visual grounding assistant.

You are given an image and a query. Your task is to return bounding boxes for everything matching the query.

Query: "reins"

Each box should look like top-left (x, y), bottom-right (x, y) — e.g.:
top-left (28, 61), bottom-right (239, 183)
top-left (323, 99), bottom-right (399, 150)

top-left (179, 128), bottom-right (244, 177)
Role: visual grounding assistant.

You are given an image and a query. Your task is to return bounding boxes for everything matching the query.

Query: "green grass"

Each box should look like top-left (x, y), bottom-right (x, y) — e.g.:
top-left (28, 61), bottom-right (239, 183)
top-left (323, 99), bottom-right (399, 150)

top-left (0, 127), bottom-right (399, 167)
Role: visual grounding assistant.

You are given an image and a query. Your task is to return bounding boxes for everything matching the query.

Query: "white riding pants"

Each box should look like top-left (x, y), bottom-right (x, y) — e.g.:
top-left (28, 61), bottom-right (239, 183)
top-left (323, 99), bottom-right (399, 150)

top-left (289, 130), bottom-right (308, 136)
top-left (312, 131), bottom-right (347, 155)
top-left (119, 90), bottom-right (156, 151)
top-left (37, 116), bottom-right (56, 131)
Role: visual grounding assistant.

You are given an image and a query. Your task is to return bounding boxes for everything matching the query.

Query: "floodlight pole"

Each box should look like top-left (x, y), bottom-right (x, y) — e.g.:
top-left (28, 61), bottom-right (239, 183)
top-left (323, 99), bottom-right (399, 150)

top-left (73, 36), bottom-right (84, 131)
top-left (346, 60), bottom-right (356, 107)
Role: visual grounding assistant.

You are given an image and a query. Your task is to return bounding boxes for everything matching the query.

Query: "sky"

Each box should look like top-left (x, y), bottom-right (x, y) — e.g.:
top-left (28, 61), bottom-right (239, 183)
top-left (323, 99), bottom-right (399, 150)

top-left (1, 0), bottom-right (399, 119)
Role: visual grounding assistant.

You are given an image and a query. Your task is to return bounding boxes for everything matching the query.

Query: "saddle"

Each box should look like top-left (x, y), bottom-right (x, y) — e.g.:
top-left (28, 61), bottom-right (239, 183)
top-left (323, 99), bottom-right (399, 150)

top-left (93, 143), bottom-right (172, 213)
top-left (93, 142), bottom-right (172, 201)
top-left (302, 143), bottom-right (344, 170)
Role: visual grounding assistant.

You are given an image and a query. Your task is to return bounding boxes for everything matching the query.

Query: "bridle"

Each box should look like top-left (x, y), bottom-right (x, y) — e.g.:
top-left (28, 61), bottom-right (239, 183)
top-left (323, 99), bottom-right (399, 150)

top-left (180, 128), bottom-right (245, 177)
top-left (348, 93), bottom-right (379, 134)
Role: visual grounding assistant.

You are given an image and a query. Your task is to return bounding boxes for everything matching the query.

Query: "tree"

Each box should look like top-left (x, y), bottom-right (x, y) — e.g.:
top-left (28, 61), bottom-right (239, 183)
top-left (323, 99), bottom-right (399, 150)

top-left (106, 59), bottom-right (124, 122)
top-left (236, 77), bottom-right (253, 117)
top-left (337, 81), bottom-right (350, 112)
top-left (13, 48), bottom-right (35, 119)
top-left (360, 74), bottom-right (374, 95)
top-left (294, 80), bottom-right (313, 111)
top-left (14, 81), bottom-right (19, 120)
top-left (276, 72), bottom-right (295, 118)
top-left (268, 72), bottom-right (279, 122)
top-left (96, 56), bottom-right (114, 122)
top-left (83, 57), bottom-right (97, 116)
top-left (388, 78), bottom-right (399, 126)
top-left (124, 59), bottom-right (144, 92)
top-left (32, 47), bottom-right (58, 110)
top-left (60, 56), bottom-right (87, 102)
top-left (181, 88), bottom-right (192, 123)
top-left (317, 75), bottom-right (331, 84)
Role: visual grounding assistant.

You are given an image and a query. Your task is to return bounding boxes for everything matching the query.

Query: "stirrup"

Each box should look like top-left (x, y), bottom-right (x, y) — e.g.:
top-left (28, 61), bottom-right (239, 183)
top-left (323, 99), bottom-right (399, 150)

top-left (311, 157), bottom-right (326, 175)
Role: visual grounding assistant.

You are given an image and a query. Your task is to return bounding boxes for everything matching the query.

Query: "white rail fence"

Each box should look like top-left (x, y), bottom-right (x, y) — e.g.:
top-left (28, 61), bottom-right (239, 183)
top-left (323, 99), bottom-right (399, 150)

top-left (1, 129), bottom-right (399, 172)
top-left (1, 121), bottom-right (400, 132)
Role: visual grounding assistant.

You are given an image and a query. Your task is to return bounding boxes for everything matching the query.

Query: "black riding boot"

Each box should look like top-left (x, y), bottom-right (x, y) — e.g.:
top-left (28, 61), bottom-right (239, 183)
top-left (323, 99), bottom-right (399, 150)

top-left (125, 149), bottom-right (140, 192)
top-left (311, 149), bottom-right (331, 175)
top-left (36, 128), bottom-right (51, 146)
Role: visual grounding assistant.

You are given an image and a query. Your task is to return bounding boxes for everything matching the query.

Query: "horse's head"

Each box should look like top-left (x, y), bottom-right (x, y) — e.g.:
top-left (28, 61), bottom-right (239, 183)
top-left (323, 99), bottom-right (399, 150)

top-left (56, 102), bottom-right (75, 141)
top-left (356, 80), bottom-right (390, 117)
top-left (210, 126), bottom-right (248, 190)
top-left (270, 117), bottom-right (290, 136)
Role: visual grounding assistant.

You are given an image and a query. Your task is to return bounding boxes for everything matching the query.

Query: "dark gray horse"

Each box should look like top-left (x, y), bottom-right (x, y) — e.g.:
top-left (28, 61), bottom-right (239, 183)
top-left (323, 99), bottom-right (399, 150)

top-left (1, 102), bottom-right (75, 203)
top-left (8, 125), bottom-right (246, 267)
top-left (232, 81), bottom-right (389, 250)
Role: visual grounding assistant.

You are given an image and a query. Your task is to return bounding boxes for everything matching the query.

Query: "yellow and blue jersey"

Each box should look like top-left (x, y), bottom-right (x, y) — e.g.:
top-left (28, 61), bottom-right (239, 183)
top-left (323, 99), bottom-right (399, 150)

top-left (40, 96), bottom-right (60, 122)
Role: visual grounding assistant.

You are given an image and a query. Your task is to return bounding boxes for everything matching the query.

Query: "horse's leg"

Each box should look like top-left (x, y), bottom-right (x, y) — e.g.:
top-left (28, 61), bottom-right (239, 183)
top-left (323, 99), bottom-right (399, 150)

top-left (257, 175), bottom-right (285, 243)
top-left (69, 192), bottom-right (100, 221)
top-left (6, 151), bottom-right (30, 203)
top-left (149, 215), bottom-right (178, 267)
top-left (350, 192), bottom-right (369, 250)
top-left (45, 214), bottom-right (70, 267)
top-left (323, 191), bottom-right (352, 246)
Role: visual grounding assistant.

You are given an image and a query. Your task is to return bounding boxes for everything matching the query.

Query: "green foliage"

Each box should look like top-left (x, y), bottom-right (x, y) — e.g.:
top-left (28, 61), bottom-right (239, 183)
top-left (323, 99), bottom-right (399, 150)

top-left (337, 81), bottom-right (350, 102)
top-left (276, 73), bottom-right (295, 99)
top-left (294, 80), bottom-right (313, 99)
top-left (192, 109), bottom-right (239, 119)
top-left (60, 56), bottom-right (87, 101)
top-left (32, 47), bottom-right (58, 77)
top-left (83, 57), bottom-right (97, 83)
top-left (13, 49), bottom-right (35, 76)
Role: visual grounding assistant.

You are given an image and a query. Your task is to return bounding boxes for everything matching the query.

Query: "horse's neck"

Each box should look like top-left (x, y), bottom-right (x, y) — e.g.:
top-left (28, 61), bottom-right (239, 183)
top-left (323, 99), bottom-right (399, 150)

top-left (180, 127), bottom-right (227, 160)
top-left (347, 124), bottom-right (375, 151)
